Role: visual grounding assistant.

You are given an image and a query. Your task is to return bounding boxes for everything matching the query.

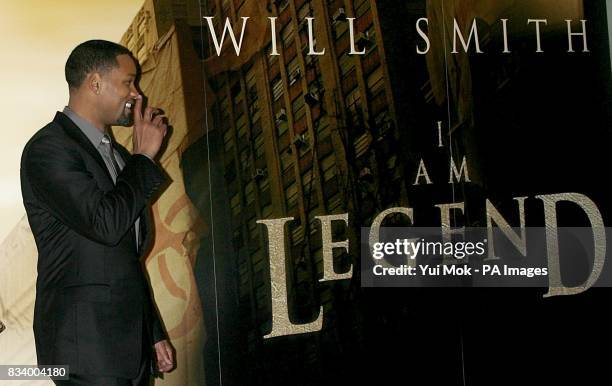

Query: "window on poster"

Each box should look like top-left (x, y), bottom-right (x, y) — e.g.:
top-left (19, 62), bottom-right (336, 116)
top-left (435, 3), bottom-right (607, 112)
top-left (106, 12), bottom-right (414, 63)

top-left (251, 118), bottom-right (262, 137)
top-left (137, 12), bottom-right (147, 35)
top-left (236, 114), bottom-right (247, 140)
top-left (232, 85), bottom-right (244, 108)
top-left (287, 57), bottom-right (301, 85)
top-left (308, 208), bottom-right (323, 236)
top-left (277, 0), bottom-right (289, 13)
top-left (221, 111), bottom-right (232, 132)
top-left (327, 193), bottom-right (343, 212)
top-left (246, 68), bottom-right (259, 106)
top-left (252, 249), bottom-right (265, 271)
top-left (292, 226), bottom-right (305, 245)
top-left (271, 76), bottom-right (284, 101)
top-left (257, 176), bottom-right (270, 193)
top-left (249, 100), bottom-right (260, 122)
top-left (223, 130), bottom-right (235, 152)
top-left (334, 18), bottom-right (349, 40)
top-left (374, 111), bottom-right (391, 136)
top-left (239, 150), bottom-right (249, 170)
top-left (285, 182), bottom-right (299, 209)
top-left (262, 204), bottom-right (272, 219)
top-left (230, 193), bottom-right (241, 217)
top-left (354, 0), bottom-right (369, 19)
top-left (254, 129), bottom-right (265, 159)
top-left (368, 68), bottom-right (387, 116)
top-left (297, 2), bottom-right (312, 22)
top-left (238, 270), bottom-right (249, 294)
top-left (245, 181), bottom-right (255, 205)
top-left (292, 94), bottom-right (306, 121)
top-left (345, 87), bottom-right (361, 114)
top-left (126, 31), bottom-right (136, 55)
top-left (135, 38), bottom-right (145, 62)
top-left (277, 119), bottom-right (289, 137)
top-left (315, 118), bottom-right (331, 140)
top-left (220, 96), bottom-right (230, 115)
top-left (364, 25), bottom-right (377, 55)
top-left (301, 169), bottom-right (313, 193)
top-left (338, 52), bottom-right (354, 76)
top-left (297, 131), bottom-right (310, 157)
top-left (363, 51), bottom-right (380, 77)
top-left (247, 216), bottom-right (258, 239)
top-left (367, 67), bottom-right (384, 97)
top-left (338, 53), bottom-right (350, 73)
top-left (281, 22), bottom-right (295, 47)
top-left (342, 68), bottom-right (358, 94)
top-left (280, 147), bottom-right (293, 171)
top-left (320, 154), bottom-right (337, 182)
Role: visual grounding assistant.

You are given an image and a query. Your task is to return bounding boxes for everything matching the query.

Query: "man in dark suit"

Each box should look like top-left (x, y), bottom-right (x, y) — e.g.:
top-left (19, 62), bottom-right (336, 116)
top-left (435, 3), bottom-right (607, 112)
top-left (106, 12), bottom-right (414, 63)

top-left (20, 40), bottom-right (174, 385)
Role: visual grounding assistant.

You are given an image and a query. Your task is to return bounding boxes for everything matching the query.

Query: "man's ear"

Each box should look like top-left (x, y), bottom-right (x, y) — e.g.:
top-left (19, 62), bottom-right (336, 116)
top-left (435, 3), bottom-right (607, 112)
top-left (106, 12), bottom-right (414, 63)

top-left (87, 73), bottom-right (102, 95)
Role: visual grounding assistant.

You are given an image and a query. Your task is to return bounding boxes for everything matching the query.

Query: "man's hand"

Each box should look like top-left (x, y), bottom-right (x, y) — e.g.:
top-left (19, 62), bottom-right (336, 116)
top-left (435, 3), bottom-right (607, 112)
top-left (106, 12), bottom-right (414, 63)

top-left (132, 95), bottom-right (168, 159)
top-left (153, 339), bottom-right (174, 373)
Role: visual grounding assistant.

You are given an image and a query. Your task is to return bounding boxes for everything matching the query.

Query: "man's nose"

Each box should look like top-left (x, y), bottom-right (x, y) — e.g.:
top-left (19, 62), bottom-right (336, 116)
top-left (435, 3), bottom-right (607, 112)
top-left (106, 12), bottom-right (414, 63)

top-left (129, 84), bottom-right (139, 97)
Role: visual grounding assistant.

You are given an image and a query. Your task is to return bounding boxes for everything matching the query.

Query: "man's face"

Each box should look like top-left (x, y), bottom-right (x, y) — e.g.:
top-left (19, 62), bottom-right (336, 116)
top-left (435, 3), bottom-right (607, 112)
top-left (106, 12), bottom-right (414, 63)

top-left (98, 54), bottom-right (139, 127)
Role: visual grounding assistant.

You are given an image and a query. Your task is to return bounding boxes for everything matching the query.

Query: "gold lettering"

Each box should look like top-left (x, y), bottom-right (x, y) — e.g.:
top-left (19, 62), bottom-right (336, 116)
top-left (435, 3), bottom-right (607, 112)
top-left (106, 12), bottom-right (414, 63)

top-left (257, 217), bottom-right (323, 338)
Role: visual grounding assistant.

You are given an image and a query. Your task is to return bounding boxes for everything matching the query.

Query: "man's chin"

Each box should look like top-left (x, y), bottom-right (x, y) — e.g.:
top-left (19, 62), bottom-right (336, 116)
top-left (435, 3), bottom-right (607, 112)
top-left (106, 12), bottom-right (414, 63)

top-left (115, 114), bottom-right (134, 127)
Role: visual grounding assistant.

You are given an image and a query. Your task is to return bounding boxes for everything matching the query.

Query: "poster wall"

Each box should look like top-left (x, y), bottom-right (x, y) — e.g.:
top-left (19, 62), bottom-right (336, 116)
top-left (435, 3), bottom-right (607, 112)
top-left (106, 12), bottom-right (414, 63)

top-left (1, 0), bottom-right (611, 385)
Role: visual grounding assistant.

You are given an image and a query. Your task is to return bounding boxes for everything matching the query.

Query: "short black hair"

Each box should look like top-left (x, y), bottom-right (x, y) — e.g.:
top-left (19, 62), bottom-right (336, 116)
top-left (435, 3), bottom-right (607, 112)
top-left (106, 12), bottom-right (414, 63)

top-left (65, 40), bottom-right (132, 89)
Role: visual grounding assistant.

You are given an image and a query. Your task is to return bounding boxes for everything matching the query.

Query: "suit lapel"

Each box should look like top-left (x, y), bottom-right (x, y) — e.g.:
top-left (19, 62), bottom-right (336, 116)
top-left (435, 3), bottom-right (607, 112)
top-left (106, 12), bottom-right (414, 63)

top-left (53, 112), bottom-right (114, 184)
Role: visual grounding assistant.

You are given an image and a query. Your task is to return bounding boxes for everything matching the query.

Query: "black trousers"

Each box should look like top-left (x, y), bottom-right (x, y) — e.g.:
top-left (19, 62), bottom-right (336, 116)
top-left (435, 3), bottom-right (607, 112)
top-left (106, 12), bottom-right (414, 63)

top-left (54, 356), bottom-right (150, 386)
top-left (54, 320), bottom-right (152, 386)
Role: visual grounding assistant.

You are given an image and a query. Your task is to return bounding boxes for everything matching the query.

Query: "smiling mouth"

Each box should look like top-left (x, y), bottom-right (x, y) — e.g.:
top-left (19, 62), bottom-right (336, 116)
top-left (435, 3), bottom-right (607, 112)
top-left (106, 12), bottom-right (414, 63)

top-left (117, 101), bottom-right (135, 126)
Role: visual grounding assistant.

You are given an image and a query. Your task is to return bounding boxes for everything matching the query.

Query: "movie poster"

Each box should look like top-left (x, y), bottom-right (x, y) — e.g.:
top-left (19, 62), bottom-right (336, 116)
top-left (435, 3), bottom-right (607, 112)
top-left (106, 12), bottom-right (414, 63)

top-left (1, 1), bottom-right (611, 385)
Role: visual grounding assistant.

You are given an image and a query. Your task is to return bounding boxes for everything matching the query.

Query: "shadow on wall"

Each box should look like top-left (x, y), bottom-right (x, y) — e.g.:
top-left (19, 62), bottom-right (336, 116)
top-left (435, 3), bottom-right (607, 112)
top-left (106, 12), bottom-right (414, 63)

top-left (181, 134), bottom-right (246, 386)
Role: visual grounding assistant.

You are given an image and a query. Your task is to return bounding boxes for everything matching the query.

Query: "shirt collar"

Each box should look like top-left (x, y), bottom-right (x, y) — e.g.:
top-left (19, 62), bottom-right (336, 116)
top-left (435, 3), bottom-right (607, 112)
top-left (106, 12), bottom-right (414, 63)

top-left (62, 106), bottom-right (107, 148)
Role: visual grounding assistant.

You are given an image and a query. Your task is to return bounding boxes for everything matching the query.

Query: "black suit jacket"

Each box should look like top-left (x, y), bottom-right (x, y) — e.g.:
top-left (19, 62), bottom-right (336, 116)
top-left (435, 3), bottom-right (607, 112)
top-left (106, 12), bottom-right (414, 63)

top-left (20, 112), bottom-right (168, 378)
